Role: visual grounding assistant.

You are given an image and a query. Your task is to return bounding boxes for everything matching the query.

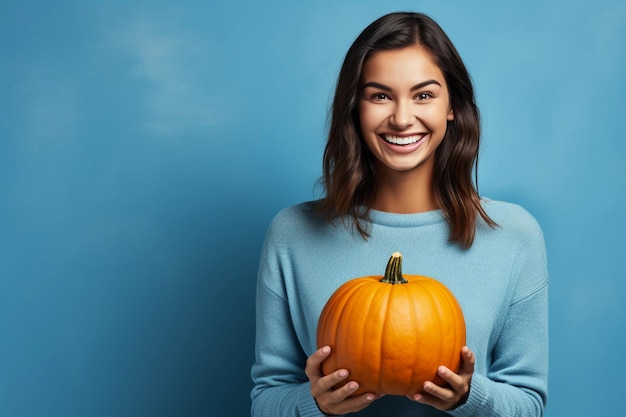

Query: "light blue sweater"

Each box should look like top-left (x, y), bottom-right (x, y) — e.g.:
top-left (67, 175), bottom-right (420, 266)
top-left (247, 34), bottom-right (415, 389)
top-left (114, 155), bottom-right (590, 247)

top-left (251, 199), bottom-right (548, 416)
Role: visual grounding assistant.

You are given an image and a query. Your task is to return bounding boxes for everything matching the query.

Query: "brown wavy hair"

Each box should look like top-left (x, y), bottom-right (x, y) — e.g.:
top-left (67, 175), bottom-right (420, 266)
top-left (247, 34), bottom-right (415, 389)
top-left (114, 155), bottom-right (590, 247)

top-left (317, 12), bottom-right (496, 248)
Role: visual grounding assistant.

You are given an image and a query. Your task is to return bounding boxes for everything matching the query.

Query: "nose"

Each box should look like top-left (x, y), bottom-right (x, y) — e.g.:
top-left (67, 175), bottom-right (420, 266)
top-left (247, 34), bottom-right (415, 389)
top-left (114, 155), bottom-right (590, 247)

top-left (389, 101), bottom-right (415, 129)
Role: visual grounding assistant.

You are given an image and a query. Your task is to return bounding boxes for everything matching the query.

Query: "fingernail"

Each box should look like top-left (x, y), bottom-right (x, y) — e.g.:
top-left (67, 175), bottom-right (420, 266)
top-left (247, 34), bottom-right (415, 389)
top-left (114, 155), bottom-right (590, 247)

top-left (338, 370), bottom-right (348, 378)
top-left (365, 395), bottom-right (374, 402)
top-left (321, 346), bottom-right (330, 354)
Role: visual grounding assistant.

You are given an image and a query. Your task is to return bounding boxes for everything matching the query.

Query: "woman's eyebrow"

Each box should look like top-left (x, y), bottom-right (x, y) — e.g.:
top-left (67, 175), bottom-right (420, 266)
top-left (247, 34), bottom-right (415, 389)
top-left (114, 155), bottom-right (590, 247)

top-left (362, 81), bottom-right (392, 91)
top-left (362, 79), bottom-right (442, 91)
top-left (411, 80), bottom-right (441, 90)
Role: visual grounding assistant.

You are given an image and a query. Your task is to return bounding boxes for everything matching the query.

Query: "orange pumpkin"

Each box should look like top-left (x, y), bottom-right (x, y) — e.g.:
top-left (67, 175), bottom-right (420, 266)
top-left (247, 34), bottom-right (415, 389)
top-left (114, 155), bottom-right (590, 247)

top-left (316, 252), bottom-right (466, 396)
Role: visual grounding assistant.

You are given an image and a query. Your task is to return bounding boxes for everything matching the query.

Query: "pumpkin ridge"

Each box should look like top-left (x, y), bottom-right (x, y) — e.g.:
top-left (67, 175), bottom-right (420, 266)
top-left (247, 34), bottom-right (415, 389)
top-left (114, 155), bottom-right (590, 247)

top-left (452, 290), bottom-right (464, 370)
top-left (405, 279), bottom-right (431, 393)
top-left (439, 285), bottom-right (456, 371)
top-left (352, 280), bottom-right (380, 389)
top-left (378, 281), bottom-right (393, 394)
top-left (447, 285), bottom-right (465, 373)
top-left (332, 280), bottom-right (371, 363)
top-left (410, 278), bottom-right (439, 389)
top-left (319, 279), bottom-right (371, 374)
top-left (426, 281), bottom-right (463, 381)
top-left (407, 281), bottom-right (420, 393)
top-left (433, 284), bottom-right (445, 383)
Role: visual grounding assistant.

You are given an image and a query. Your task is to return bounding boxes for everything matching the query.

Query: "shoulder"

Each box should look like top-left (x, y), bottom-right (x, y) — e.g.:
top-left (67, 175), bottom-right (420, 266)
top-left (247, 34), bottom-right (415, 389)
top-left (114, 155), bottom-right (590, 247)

top-left (263, 200), bottom-right (329, 246)
top-left (477, 199), bottom-right (547, 265)
top-left (480, 199), bottom-right (549, 301)
top-left (268, 200), bottom-right (319, 226)
top-left (481, 199), bottom-right (544, 242)
top-left (267, 200), bottom-right (324, 230)
top-left (481, 198), bottom-right (548, 273)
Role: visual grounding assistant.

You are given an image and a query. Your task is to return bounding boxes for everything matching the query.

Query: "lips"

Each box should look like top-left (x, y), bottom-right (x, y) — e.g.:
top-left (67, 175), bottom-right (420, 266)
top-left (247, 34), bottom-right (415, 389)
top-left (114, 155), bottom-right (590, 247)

top-left (382, 134), bottom-right (426, 146)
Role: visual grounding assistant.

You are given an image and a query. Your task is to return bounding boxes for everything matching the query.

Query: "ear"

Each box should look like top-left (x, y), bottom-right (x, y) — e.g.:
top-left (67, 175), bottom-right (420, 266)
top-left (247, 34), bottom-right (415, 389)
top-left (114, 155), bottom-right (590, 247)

top-left (447, 107), bottom-right (454, 121)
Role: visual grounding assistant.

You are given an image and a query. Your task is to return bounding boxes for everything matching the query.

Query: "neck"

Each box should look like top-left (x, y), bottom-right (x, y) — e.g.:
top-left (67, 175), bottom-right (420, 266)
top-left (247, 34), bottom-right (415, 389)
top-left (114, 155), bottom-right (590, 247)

top-left (372, 163), bottom-right (438, 214)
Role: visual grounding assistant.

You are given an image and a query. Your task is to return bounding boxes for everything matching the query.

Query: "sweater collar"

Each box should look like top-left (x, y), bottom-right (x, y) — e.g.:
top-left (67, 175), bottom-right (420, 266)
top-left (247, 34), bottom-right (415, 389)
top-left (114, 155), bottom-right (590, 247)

top-left (367, 208), bottom-right (446, 228)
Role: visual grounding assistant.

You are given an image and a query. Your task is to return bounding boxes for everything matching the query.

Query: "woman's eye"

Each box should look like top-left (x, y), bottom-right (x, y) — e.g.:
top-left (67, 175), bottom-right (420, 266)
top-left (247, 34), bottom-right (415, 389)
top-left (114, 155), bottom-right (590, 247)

top-left (415, 92), bottom-right (433, 101)
top-left (370, 93), bottom-right (389, 101)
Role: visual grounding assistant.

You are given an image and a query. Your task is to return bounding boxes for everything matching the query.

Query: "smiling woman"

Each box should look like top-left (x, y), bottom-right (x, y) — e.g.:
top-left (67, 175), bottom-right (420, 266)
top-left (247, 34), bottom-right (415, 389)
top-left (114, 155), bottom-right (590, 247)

top-left (3, 1), bottom-right (625, 417)
top-left (251, 11), bottom-right (548, 417)
top-left (318, 12), bottom-right (495, 247)
top-left (358, 45), bottom-right (454, 213)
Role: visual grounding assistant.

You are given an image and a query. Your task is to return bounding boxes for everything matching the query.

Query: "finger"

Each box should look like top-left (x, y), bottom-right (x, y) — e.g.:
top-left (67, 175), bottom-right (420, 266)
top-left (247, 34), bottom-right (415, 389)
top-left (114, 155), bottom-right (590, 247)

top-left (335, 392), bottom-right (378, 413)
top-left (305, 346), bottom-right (331, 379)
top-left (320, 389), bottom-right (379, 416)
top-left (409, 367), bottom-right (464, 405)
top-left (422, 379), bottom-right (457, 403)
top-left (314, 369), bottom-right (352, 395)
top-left (428, 347), bottom-right (475, 393)
top-left (458, 346), bottom-right (475, 375)
top-left (412, 361), bottom-right (473, 409)
top-left (410, 389), bottom-right (448, 408)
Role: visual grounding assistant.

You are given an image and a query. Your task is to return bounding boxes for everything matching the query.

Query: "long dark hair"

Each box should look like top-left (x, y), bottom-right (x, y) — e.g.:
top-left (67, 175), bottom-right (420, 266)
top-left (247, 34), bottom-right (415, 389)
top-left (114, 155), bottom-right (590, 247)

top-left (317, 12), bottom-right (496, 248)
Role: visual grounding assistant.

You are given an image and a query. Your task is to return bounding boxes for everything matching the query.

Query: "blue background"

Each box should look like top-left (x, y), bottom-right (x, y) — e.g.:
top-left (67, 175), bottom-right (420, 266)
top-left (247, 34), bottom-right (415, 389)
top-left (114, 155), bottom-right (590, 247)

top-left (1, 1), bottom-right (624, 416)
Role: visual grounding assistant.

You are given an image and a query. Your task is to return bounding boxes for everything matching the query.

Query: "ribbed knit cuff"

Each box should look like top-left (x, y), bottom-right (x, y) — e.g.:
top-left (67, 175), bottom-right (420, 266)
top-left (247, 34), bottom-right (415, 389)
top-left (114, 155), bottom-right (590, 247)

top-left (448, 373), bottom-right (489, 417)
top-left (296, 382), bottom-right (329, 417)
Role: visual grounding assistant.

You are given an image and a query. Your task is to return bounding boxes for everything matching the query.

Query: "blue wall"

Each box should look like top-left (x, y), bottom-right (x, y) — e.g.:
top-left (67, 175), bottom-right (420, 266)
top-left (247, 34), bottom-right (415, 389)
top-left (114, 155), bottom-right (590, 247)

top-left (1, 1), bottom-right (624, 416)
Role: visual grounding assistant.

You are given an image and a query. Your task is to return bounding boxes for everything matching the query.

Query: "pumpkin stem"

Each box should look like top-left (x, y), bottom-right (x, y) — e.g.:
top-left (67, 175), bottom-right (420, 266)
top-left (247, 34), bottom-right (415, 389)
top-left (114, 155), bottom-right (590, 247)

top-left (380, 252), bottom-right (408, 284)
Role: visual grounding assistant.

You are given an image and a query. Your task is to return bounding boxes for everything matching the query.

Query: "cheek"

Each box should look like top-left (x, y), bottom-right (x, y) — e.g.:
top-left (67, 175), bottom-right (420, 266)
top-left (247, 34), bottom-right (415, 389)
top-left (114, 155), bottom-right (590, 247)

top-left (424, 105), bottom-right (453, 129)
top-left (358, 108), bottom-right (379, 149)
top-left (359, 105), bottom-right (385, 131)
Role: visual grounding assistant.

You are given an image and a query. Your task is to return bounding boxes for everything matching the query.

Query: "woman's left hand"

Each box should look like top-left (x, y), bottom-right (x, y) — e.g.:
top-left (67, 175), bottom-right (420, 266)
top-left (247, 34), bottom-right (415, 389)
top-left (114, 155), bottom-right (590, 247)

top-left (408, 346), bottom-right (475, 410)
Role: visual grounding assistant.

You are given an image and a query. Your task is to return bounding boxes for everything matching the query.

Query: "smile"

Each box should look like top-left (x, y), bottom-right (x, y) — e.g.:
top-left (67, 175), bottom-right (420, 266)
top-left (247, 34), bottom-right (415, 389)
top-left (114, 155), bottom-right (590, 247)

top-left (382, 134), bottom-right (426, 146)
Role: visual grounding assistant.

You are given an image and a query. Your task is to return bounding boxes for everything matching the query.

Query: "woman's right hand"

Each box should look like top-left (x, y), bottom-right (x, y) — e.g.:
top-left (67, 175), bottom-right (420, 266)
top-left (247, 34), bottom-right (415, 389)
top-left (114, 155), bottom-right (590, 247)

top-left (305, 346), bottom-right (380, 415)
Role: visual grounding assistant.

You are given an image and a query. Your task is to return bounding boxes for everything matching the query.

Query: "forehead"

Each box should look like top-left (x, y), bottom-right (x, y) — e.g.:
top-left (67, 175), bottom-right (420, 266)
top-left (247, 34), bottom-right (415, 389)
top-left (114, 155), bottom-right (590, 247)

top-left (361, 45), bottom-right (445, 85)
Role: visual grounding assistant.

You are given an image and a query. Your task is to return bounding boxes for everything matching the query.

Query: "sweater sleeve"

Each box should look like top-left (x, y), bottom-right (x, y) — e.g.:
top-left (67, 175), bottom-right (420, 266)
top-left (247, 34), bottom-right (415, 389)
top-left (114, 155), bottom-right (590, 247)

top-left (250, 284), bottom-right (326, 417)
top-left (250, 217), bottom-right (327, 417)
top-left (449, 213), bottom-right (549, 417)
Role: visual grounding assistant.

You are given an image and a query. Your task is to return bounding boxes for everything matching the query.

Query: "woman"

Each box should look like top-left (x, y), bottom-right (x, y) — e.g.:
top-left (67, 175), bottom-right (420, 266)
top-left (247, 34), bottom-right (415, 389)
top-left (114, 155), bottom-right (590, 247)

top-left (251, 12), bottom-right (548, 417)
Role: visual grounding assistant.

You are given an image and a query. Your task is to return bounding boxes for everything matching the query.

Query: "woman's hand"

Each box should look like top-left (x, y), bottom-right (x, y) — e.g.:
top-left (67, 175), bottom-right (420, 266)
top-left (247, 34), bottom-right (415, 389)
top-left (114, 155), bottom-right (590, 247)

top-left (408, 346), bottom-right (475, 410)
top-left (305, 346), bottom-right (381, 416)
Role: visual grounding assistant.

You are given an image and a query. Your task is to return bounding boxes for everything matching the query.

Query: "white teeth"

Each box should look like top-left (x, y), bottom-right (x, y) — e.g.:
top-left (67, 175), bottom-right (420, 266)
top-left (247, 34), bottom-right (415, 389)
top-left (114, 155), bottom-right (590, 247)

top-left (383, 135), bottom-right (424, 145)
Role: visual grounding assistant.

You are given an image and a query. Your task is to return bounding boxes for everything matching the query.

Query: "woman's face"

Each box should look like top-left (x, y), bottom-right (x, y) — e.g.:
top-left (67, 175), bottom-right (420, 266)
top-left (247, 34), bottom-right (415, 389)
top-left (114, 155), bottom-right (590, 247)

top-left (358, 44), bottom-right (454, 177)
